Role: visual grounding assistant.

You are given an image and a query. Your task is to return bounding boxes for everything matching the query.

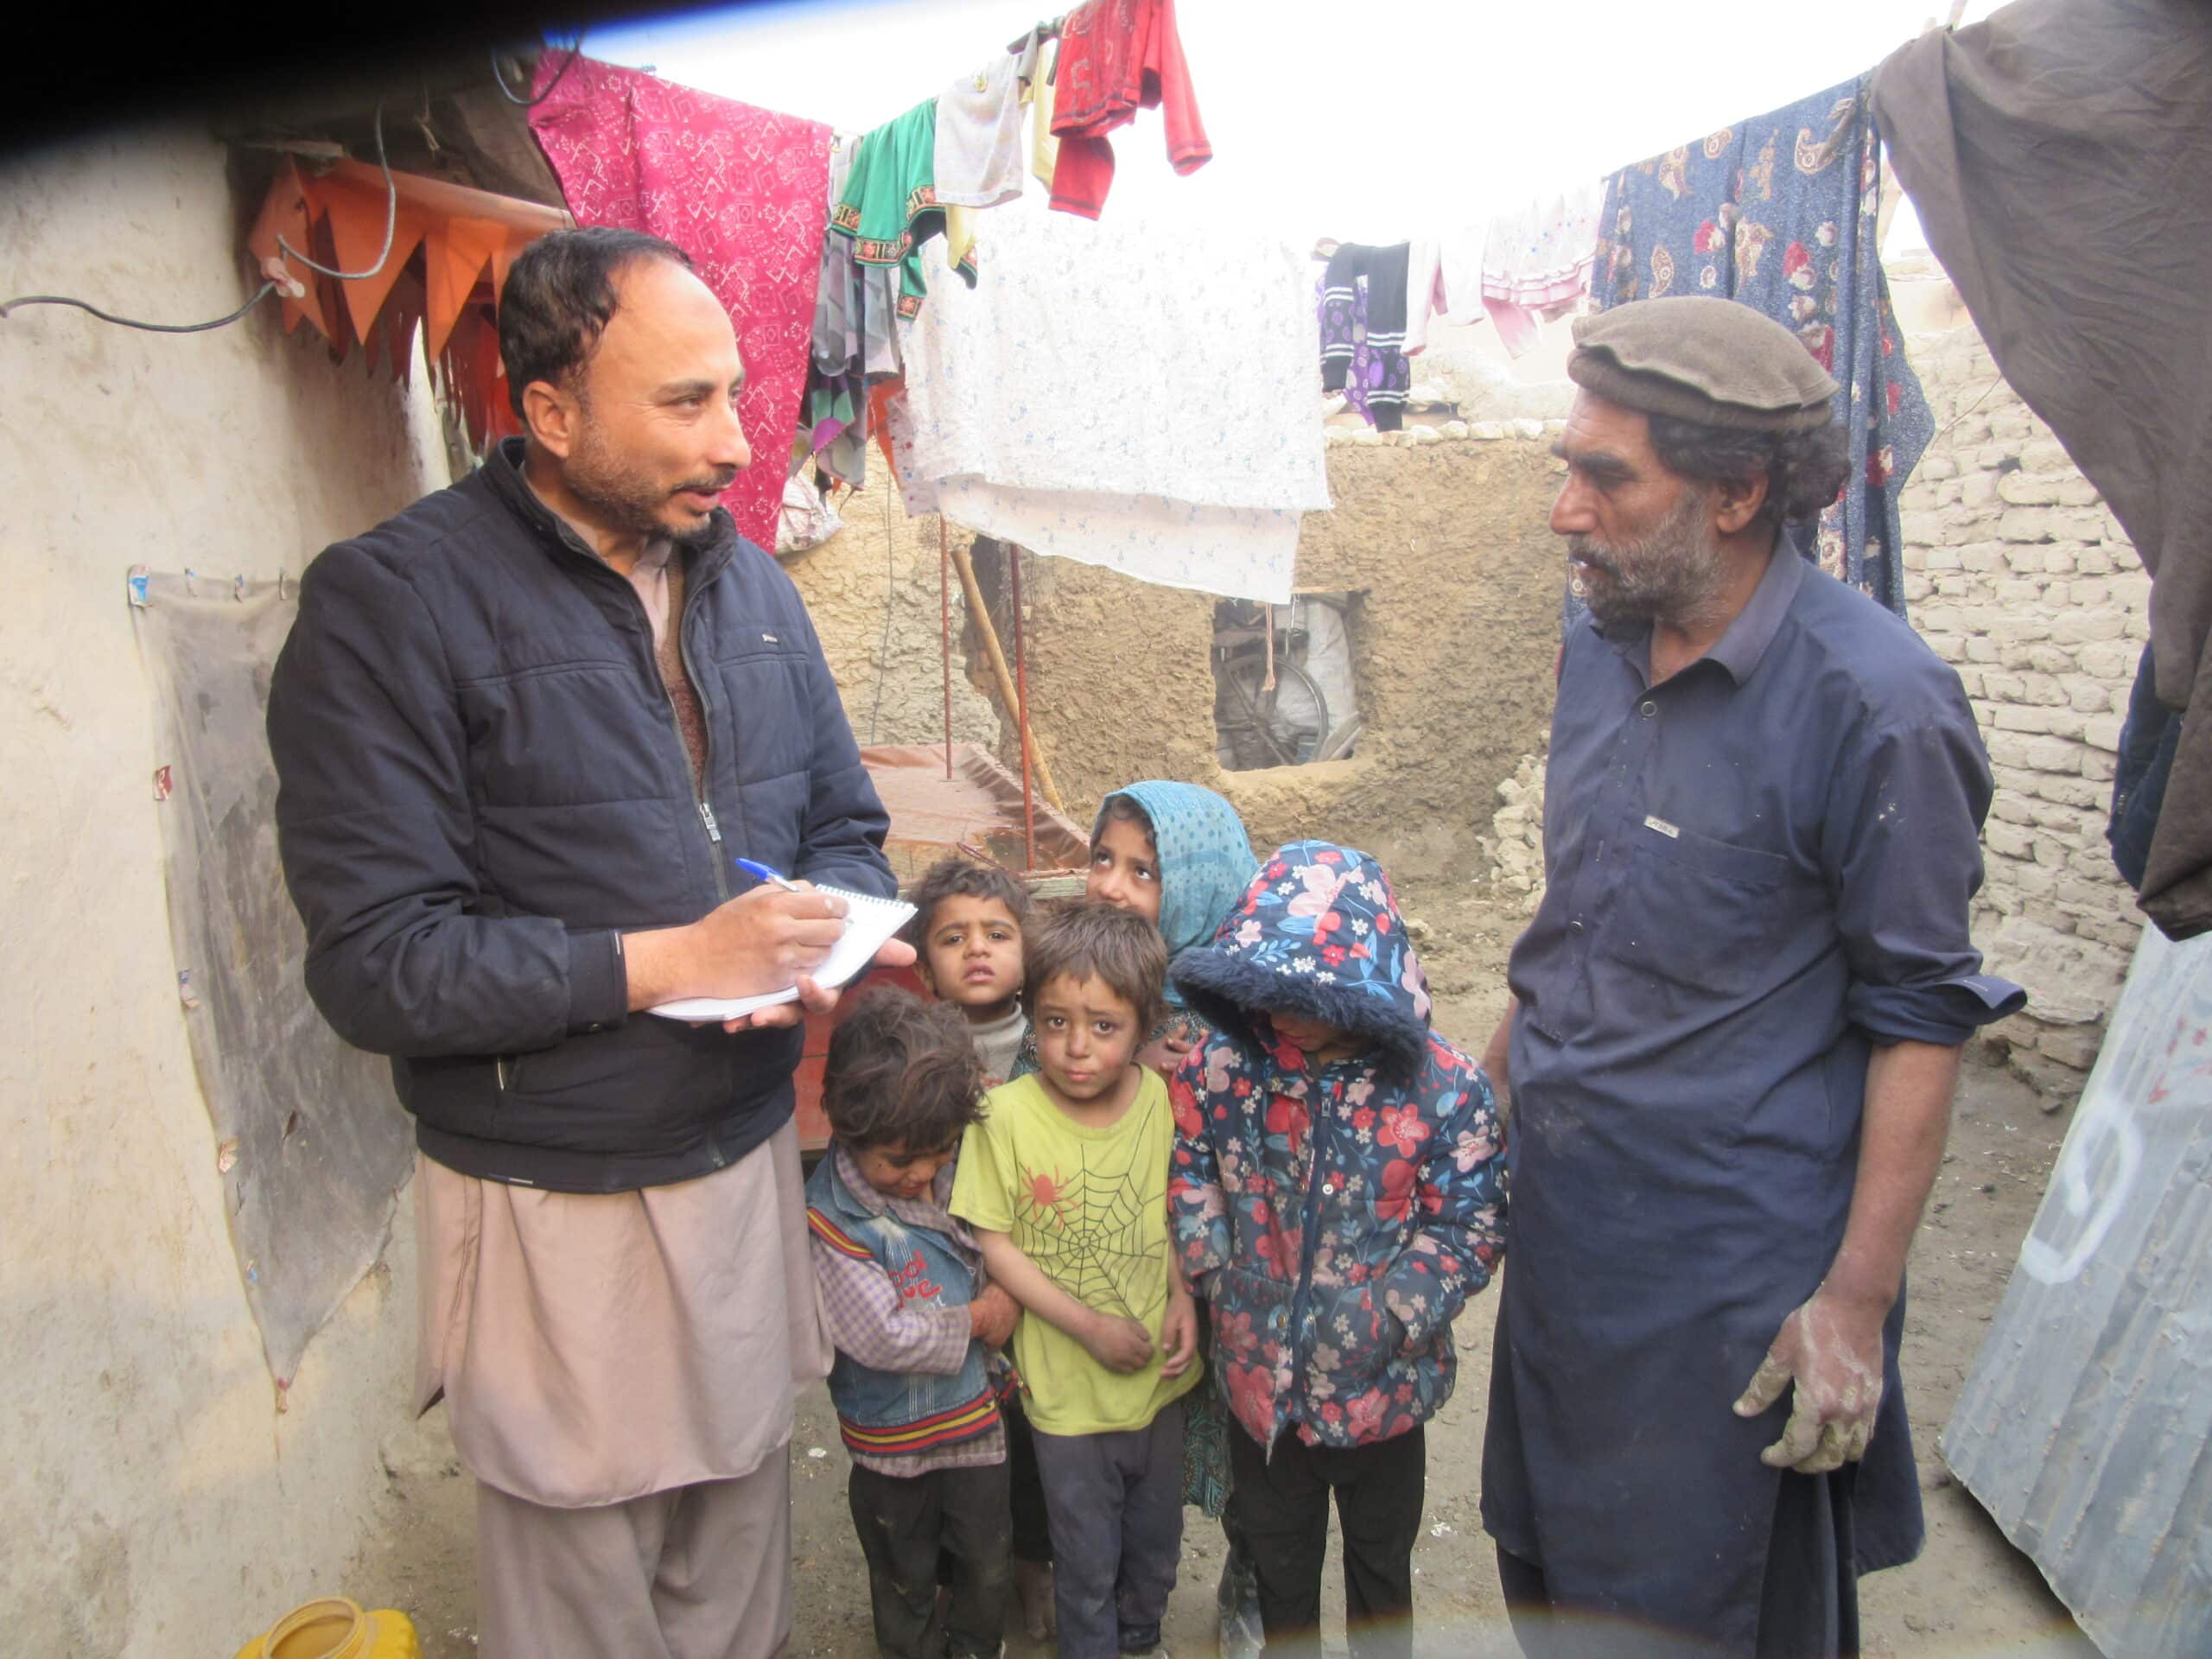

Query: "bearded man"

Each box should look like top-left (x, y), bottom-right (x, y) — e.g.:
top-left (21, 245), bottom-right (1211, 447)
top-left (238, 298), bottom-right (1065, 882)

top-left (1478, 297), bottom-right (2023, 1658)
top-left (268, 227), bottom-right (907, 1659)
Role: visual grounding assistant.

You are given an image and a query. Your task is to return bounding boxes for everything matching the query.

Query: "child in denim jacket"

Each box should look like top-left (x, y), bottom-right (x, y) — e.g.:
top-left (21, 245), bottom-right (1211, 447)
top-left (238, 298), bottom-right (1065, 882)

top-left (807, 987), bottom-right (1020, 1659)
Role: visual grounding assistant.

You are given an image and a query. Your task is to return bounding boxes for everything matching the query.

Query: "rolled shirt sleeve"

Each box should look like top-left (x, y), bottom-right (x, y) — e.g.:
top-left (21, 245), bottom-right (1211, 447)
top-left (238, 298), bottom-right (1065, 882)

top-left (1826, 714), bottom-right (2027, 1045)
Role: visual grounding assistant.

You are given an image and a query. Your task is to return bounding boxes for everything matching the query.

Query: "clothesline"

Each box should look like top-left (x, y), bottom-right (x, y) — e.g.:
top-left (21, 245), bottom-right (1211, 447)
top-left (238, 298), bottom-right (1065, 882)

top-left (1296, 59), bottom-right (1931, 620)
top-left (791, 0), bottom-right (1212, 507)
top-left (524, 25), bottom-right (1930, 620)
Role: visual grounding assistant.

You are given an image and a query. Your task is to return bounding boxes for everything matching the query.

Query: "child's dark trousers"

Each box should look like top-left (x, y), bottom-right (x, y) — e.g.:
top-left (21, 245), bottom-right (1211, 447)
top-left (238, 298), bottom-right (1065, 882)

top-left (1030, 1397), bottom-right (1187, 1657)
top-left (847, 1457), bottom-right (1010, 1659)
top-left (1229, 1420), bottom-right (1427, 1659)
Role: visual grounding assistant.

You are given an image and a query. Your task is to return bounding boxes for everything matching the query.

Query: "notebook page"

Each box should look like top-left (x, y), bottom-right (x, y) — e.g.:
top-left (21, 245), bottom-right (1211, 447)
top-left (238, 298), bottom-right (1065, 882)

top-left (647, 887), bottom-right (916, 1022)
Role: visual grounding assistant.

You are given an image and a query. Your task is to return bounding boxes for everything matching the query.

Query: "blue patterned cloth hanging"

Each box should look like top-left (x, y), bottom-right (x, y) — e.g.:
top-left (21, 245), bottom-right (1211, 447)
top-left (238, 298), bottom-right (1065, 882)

top-left (1590, 73), bottom-right (1931, 617)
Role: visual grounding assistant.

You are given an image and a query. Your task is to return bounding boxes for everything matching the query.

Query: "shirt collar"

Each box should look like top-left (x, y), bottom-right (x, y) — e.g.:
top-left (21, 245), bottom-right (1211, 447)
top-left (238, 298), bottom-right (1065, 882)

top-left (1704, 543), bottom-right (1806, 685)
top-left (519, 461), bottom-right (673, 578)
top-left (833, 1143), bottom-right (890, 1217)
top-left (833, 1143), bottom-right (966, 1236)
top-left (1596, 541), bottom-right (1806, 689)
top-left (496, 439), bottom-right (710, 585)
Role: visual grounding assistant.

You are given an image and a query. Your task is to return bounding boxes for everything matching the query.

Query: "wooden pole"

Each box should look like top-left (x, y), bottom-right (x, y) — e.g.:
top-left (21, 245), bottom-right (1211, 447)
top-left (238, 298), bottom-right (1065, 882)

top-left (948, 534), bottom-right (1067, 815)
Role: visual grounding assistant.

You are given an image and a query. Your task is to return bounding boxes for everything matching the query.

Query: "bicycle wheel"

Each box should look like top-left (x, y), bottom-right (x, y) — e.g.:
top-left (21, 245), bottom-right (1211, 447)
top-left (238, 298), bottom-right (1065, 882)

top-left (1224, 658), bottom-right (1329, 767)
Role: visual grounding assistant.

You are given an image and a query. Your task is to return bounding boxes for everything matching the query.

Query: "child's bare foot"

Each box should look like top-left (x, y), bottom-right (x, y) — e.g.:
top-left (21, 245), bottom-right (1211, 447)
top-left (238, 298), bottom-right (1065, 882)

top-left (1011, 1556), bottom-right (1055, 1641)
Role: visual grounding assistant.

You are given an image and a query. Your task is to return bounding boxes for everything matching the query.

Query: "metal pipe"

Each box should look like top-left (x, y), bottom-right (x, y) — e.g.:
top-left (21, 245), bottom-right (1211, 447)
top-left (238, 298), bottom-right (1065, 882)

top-left (1009, 543), bottom-right (1037, 873)
top-left (939, 518), bottom-right (953, 780)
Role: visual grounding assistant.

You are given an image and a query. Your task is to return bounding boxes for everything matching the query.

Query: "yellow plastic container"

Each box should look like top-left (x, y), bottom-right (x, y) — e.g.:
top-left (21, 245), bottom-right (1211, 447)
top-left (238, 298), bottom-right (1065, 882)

top-left (231, 1597), bottom-right (422, 1659)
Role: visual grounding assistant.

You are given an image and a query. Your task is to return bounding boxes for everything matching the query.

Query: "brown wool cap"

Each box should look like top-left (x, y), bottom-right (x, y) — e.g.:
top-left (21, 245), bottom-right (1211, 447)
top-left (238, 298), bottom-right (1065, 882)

top-left (1567, 297), bottom-right (1840, 433)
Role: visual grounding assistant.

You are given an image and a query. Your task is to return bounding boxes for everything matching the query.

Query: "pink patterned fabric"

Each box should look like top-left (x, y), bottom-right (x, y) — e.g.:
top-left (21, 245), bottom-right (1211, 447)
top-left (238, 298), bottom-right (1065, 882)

top-left (528, 58), bottom-right (831, 554)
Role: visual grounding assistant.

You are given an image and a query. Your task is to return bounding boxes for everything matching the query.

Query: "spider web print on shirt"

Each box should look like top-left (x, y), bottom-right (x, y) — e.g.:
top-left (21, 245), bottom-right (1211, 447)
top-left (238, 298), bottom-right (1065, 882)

top-left (1012, 1111), bottom-right (1168, 1324)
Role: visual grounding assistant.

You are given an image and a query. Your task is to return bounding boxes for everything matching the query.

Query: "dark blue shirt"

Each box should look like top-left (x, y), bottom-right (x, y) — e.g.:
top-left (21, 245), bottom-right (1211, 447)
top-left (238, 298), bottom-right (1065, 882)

top-left (1482, 545), bottom-right (2024, 1641)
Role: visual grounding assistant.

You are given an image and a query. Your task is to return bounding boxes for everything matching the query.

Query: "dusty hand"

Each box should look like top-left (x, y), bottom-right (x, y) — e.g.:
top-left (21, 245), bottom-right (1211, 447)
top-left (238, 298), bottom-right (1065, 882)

top-left (968, 1283), bottom-right (1021, 1349)
top-left (1081, 1311), bottom-right (1156, 1375)
top-left (1159, 1287), bottom-right (1200, 1377)
top-left (1137, 1027), bottom-right (1197, 1079)
top-left (1382, 1288), bottom-right (1418, 1353)
top-left (1732, 1288), bottom-right (1887, 1474)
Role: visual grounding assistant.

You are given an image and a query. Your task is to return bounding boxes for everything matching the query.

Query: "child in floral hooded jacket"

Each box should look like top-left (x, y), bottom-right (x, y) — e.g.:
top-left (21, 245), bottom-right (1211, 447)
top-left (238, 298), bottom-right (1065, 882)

top-left (1167, 840), bottom-right (1504, 1657)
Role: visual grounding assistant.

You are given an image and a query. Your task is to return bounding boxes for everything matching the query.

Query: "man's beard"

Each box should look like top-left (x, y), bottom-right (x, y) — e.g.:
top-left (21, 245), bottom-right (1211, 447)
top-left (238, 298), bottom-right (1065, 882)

top-left (1567, 484), bottom-right (1732, 634)
top-left (565, 413), bottom-right (736, 550)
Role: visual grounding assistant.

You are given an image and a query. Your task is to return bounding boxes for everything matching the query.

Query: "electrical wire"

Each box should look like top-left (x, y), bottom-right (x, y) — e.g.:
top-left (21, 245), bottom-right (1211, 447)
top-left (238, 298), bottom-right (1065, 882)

top-left (274, 102), bottom-right (396, 281)
top-left (0, 283), bottom-right (279, 334)
top-left (3, 100), bottom-right (396, 334)
top-left (492, 37), bottom-right (585, 106)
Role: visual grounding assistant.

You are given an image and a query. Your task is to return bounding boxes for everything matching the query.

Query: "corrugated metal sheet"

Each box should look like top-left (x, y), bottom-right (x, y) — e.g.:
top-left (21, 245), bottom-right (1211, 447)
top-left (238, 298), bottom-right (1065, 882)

top-left (1944, 925), bottom-right (2212, 1659)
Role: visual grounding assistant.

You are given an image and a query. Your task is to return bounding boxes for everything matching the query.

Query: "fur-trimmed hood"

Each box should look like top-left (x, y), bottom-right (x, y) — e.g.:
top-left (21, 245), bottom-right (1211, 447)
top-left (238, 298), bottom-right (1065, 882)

top-left (1171, 841), bottom-right (1433, 1076)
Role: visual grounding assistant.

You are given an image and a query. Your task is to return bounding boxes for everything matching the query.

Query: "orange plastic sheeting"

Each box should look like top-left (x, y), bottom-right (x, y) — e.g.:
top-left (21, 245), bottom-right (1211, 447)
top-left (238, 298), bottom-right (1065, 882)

top-left (245, 158), bottom-right (568, 447)
top-left (861, 743), bottom-right (1090, 877)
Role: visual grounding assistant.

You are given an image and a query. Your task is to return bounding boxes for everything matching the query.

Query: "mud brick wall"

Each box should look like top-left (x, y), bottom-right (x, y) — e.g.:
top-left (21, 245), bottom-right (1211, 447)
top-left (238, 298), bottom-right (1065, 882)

top-left (1899, 326), bottom-right (2152, 1092)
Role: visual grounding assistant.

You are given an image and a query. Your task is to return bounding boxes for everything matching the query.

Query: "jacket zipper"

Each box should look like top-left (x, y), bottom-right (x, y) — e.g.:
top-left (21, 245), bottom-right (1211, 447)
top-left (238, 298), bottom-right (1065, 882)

top-left (1283, 1073), bottom-right (1337, 1436)
top-left (598, 550), bottom-right (729, 906)
top-left (534, 505), bottom-right (734, 905)
top-left (677, 608), bottom-right (729, 904)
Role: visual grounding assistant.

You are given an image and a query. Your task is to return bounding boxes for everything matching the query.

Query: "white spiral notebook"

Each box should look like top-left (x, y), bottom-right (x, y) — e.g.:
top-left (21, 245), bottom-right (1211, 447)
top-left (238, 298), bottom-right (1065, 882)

top-left (647, 887), bottom-right (916, 1022)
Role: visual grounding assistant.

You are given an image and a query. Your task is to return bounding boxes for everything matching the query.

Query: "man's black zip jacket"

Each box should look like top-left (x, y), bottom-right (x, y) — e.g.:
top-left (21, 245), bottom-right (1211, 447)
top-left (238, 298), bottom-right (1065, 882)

top-left (267, 441), bottom-right (894, 1193)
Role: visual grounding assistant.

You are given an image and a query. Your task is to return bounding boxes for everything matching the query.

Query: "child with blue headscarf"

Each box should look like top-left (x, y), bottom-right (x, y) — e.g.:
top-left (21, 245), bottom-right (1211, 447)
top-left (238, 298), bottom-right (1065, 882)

top-left (1014, 779), bottom-right (1259, 1082)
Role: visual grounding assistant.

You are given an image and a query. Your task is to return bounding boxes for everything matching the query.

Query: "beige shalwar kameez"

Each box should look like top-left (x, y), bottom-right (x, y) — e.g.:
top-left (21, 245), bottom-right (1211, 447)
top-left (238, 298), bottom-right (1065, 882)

top-left (416, 1118), bottom-right (832, 1659)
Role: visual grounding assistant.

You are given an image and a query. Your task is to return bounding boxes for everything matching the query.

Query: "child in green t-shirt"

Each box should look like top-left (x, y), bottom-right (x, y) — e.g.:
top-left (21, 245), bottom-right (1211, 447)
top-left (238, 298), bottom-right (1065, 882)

top-left (950, 900), bottom-right (1200, 1659)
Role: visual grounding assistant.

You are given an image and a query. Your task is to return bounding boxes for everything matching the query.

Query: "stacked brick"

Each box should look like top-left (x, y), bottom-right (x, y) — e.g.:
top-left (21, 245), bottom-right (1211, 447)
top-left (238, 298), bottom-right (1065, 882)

top-left (1894, 327), bottom-right (2151, 1091)
top-left (1482, 749), bottom-right (1549, 916)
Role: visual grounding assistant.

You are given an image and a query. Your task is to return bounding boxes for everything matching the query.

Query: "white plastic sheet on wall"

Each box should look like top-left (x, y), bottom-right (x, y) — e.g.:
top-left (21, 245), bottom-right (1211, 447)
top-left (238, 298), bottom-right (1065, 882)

top-left (129, 569), bottom-right (415, 1383)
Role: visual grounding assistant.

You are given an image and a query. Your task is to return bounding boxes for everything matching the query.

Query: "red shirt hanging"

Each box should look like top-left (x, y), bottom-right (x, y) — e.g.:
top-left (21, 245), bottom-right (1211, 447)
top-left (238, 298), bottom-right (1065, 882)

top-left (1048, 0), bottom-right (1211, 219)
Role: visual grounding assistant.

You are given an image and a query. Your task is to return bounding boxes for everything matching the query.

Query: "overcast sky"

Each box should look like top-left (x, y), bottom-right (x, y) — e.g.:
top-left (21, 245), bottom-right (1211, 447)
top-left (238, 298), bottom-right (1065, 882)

top-left (588, 0), bottom-right (2005, 248)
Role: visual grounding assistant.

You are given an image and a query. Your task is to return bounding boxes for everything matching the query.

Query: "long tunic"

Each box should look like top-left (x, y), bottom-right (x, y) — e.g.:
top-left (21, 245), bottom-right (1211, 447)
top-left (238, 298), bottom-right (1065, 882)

top-left (416, 1118), bottom-right (832, 1507)
top-left (1480, 546), bottom-right (2023, 1650)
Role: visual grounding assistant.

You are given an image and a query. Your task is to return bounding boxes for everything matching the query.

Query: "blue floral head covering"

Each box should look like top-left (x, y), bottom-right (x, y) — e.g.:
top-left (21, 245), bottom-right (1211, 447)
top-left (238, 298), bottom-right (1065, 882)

top-left (1095, 781), bottom-right (1258, 1008)
top-left (1173, 840), bottom-right (1433, 1077)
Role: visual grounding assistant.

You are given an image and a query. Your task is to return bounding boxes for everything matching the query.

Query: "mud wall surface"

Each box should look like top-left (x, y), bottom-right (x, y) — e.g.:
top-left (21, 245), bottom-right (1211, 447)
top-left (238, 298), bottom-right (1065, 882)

top-left (912, 436), bottom-right (1567, 875)
top-left (1, 125), bottom-right (444, 1651)
top-left (778, 481), bottom-right (1000, 752)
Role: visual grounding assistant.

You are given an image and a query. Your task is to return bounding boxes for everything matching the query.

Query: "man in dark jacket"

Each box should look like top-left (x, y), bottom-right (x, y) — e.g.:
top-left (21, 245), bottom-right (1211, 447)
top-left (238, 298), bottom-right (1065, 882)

top-left (268, 226), bottom-right (906, 1659)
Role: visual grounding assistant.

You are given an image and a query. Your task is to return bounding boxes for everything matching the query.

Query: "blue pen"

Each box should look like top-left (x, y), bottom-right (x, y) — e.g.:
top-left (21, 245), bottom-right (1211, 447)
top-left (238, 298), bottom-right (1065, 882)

top-left (734, 857), bottom-right (800, 892)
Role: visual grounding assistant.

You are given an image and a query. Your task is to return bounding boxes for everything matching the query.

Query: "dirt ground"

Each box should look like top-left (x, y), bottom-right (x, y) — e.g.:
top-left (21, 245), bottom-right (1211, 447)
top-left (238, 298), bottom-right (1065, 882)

top-left (352, 878), bottom-right (2099, 1658)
